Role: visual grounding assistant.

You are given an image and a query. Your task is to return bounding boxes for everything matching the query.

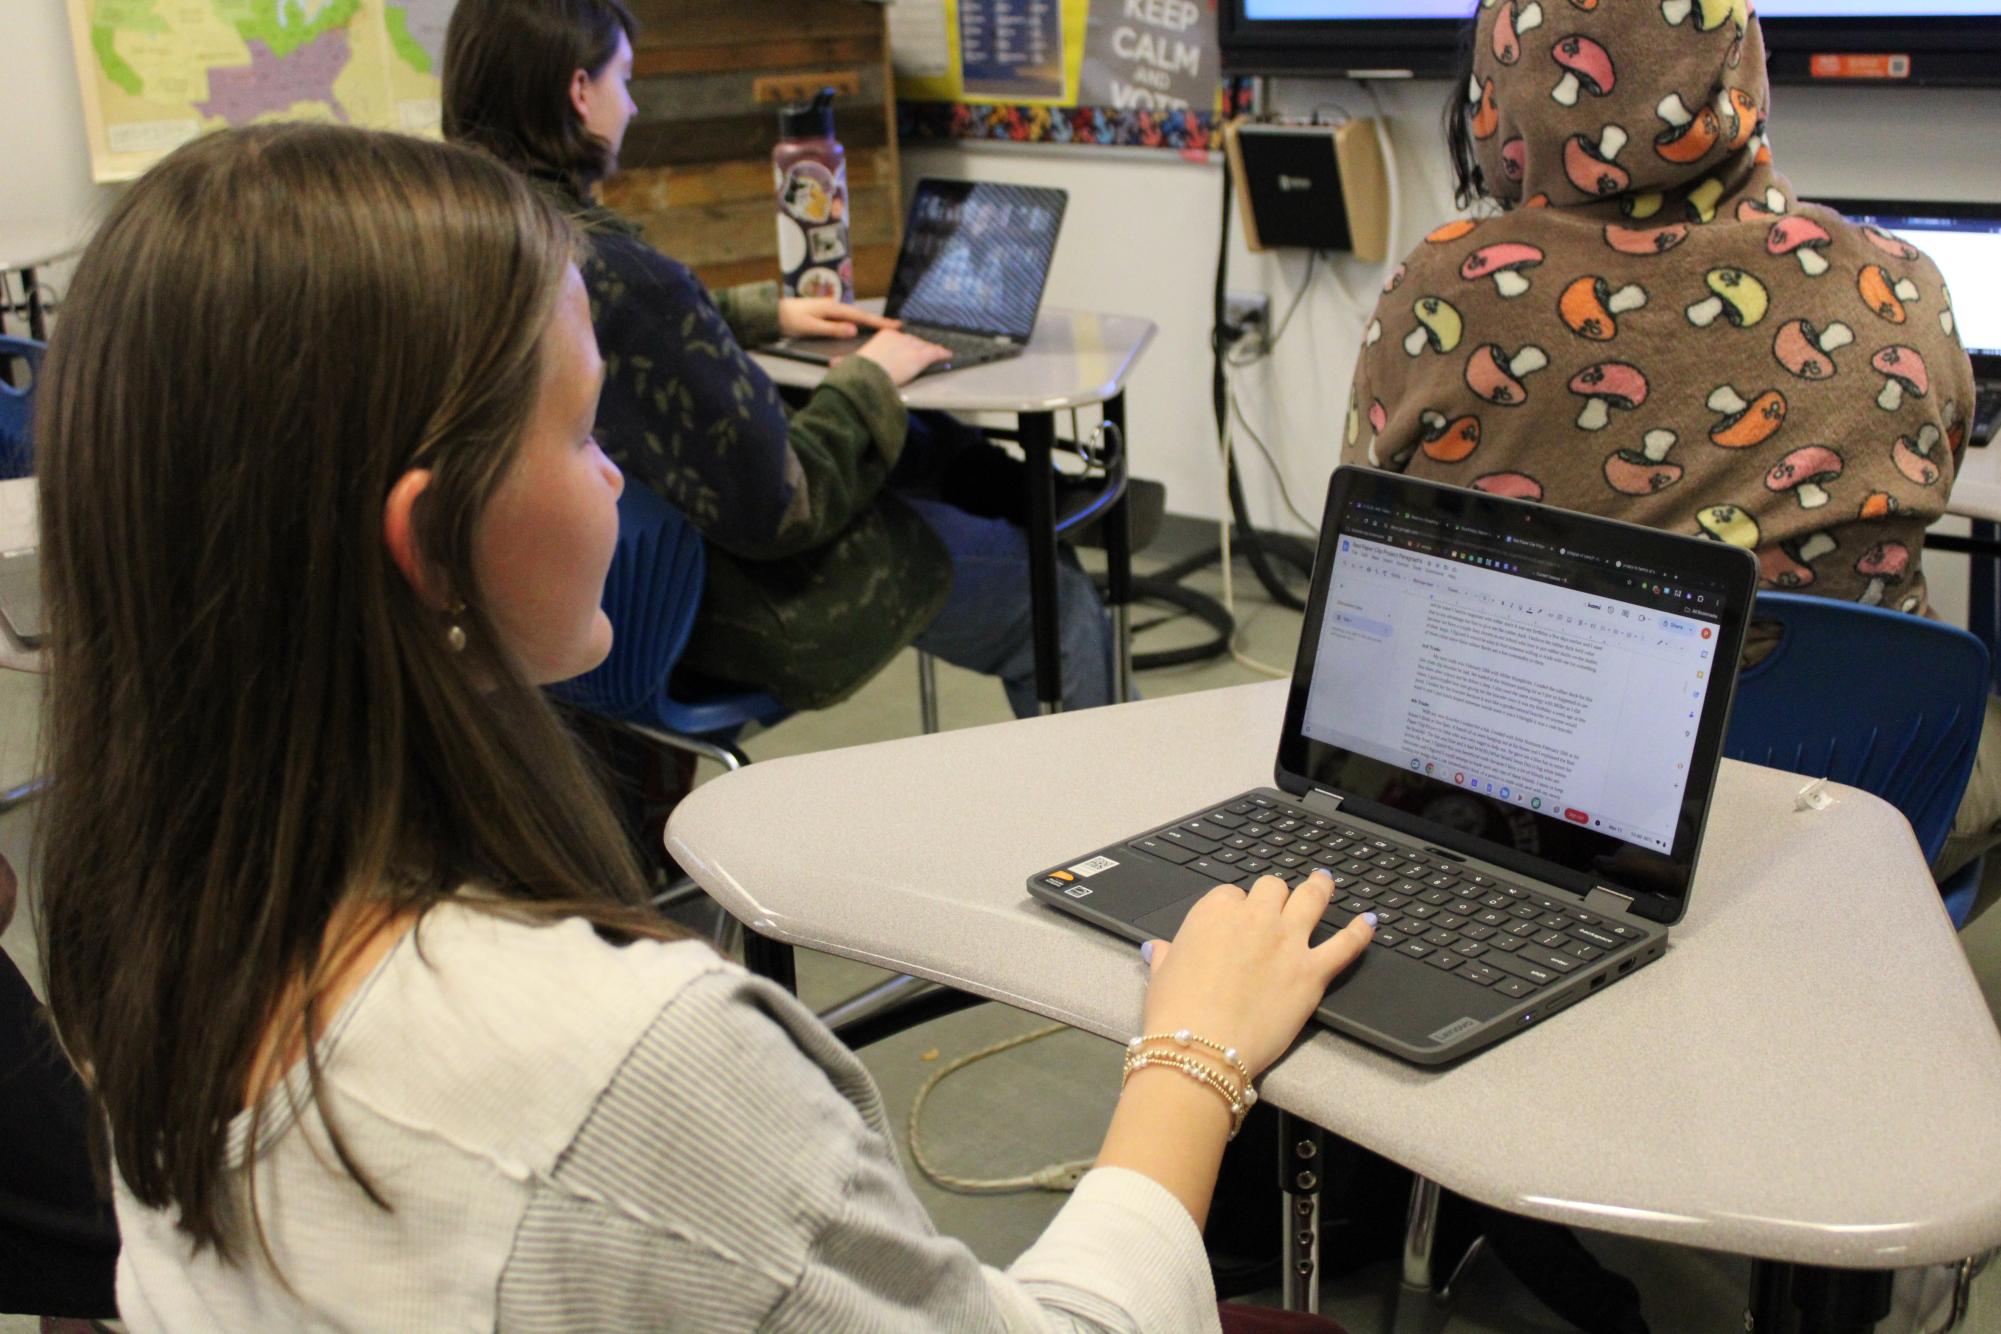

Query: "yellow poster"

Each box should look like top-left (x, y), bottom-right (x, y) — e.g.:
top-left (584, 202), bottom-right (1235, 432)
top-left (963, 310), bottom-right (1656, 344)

top-left (893, 0), bottom-right (1093, 106)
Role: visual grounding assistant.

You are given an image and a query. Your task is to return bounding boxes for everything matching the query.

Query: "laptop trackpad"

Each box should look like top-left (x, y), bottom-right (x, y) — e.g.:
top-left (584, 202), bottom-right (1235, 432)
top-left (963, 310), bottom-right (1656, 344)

top-left (1134, 891), bottom-right (1513, 1052)
top-left (1321, 950), bottom-right (1513, 1050)
top-left (1131, 890), bottom-right (1211, 940)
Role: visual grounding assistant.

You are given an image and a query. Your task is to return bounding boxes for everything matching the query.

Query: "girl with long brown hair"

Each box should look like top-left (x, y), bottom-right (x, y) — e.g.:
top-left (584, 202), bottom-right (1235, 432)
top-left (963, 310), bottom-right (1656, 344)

top-left (36, 123), bottom-right (1371, 1328)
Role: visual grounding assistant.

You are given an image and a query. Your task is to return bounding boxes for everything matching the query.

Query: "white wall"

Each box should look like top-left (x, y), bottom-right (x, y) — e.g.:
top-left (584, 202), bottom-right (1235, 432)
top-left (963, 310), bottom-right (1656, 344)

top-left (0, 1), bottom-right (122, 319)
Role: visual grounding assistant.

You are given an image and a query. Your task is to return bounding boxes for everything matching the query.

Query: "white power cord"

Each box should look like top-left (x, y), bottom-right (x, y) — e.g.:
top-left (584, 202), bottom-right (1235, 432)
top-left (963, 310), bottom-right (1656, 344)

top-left (907, 1023), bottom-right (1095, 1195)
top-left (1218, 402), bottom-right (1300, 682)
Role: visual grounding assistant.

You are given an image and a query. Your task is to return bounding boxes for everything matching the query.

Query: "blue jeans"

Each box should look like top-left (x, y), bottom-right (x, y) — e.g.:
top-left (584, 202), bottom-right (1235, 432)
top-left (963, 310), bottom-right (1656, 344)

top-left (902, 493), bottom-right (1118, 717)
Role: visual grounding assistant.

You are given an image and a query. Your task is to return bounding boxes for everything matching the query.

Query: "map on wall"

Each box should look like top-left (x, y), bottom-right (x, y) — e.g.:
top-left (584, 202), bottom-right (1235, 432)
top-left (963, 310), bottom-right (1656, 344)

top-left (64, 0), bottom-right (454, 182)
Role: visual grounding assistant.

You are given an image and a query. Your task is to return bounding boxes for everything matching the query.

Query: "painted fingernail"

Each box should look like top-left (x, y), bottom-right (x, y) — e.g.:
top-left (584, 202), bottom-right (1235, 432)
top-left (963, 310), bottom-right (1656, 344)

top-left (1362, 912), bottom-right (1379, 927)
top-left (1140, 940), bottom-right (1156, 964)
top-left (1310, 867), bottom-right (1334, 881)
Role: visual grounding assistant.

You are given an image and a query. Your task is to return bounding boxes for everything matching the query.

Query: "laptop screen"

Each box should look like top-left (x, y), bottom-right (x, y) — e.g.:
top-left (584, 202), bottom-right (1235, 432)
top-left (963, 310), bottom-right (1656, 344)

top-left (1279, 469), bottom-right (1758, 921)
top-left (1817, 199), bottom-right (2001, 369)
top-left (886, 181), bottom-right (1067, 342)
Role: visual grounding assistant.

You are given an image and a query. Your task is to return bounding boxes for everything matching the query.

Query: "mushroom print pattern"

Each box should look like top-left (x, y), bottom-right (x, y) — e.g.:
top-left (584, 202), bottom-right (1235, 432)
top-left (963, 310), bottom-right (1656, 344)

top-left (1772, 320), bottom-right (1854, 381)
top-left (1765, 445), bottom-right (1843, 510)
top-left (1569, 361), bottom-right (1647, 430)
top-left (1420, 411), bottom-right (1484, 462)
top-left (1559, 275), bottom-right (1648, 339)
top-left (1653, 93), bottom-right (1720, 164)
top-left (1891, 425), bottom-right (1946, 487)
top-left (1686, 267), bottom-right (1768, 328)
top-left (1758, 532), bottom-right (1839, 588)
top-left (1706, 384), bottom-right (1787, 448)
top-left (1462, 244), bottom-right (1547, 298)
top-left (1406, 298), bottom-right (1466, 356)
top-left (1341, 0), bottom-right (1977, 619)
top-left (1766, 217), bottom-right (1832, 276)
top-left (1855, 542), bottom-right (1913, 608)
top-left (1697, 504), bottom-right (1761, 547)
top-left (1871, 346), bottom-right (1930, 412)
top-left (1466, 343), bottom-right (1552, 405)
top-left (1858, 265), bottom-right (1920, 323)
top-left (1603, 429), bottom-right (1683, 494)
top-left (1551, 35), bottom-right (1616, 106)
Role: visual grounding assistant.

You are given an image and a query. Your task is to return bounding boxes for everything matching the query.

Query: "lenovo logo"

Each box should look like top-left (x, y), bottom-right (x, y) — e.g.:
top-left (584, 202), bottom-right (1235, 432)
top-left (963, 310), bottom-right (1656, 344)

top-left (1278, 175), bottom-right (1313, 193)
top-left (1428, 1017), bottom-right (1482, 1044)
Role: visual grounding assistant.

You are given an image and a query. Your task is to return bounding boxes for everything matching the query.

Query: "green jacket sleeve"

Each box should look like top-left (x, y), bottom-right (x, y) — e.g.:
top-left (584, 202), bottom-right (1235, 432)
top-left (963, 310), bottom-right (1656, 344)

top-left (714, 281), bottom-right (783, 350)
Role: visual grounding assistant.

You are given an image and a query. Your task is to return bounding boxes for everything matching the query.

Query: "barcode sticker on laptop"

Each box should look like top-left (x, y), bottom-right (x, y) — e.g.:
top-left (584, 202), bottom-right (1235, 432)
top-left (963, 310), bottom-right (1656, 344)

top-left (1069, 856), bottom-right (1119, 877)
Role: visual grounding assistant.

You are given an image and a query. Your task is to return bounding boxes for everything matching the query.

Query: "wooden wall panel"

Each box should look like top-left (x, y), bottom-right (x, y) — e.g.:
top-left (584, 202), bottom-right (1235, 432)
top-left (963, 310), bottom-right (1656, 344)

top-left (609, 1), bottom-right (902, 298)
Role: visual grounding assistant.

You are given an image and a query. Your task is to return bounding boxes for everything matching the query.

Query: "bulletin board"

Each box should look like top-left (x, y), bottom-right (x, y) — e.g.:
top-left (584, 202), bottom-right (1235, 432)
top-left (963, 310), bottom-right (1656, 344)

top-left (888, 0), bottom-right (1232, 151)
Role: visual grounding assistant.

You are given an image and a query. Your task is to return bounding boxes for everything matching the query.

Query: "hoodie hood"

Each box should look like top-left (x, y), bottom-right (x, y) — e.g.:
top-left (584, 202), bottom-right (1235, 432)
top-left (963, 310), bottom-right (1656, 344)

top-left (1471, 0), bottom-right (1777, 221)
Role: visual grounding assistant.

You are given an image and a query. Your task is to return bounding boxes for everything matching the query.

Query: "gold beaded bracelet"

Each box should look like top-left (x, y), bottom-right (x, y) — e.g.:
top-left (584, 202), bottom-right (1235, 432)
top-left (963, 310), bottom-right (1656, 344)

top-left (1125, 1028), bottom-right (1252, 1088)
top-left (1121, 1051), bottom-right (1253, 1140)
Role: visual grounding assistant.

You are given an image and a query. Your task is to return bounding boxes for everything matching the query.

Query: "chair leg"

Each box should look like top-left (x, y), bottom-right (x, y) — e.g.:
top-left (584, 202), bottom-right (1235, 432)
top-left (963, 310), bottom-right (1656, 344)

top-left (623, 723), bottom-right (750, 773)
top-left (917, 651), bottom-right (941, 735)
top-left (818, 972), bottom-right (943, 1029)
top-left (1927, 1250), bottom-right (1995, 1334)
top-left (1392, 1175), bottom-right (1443, 1334)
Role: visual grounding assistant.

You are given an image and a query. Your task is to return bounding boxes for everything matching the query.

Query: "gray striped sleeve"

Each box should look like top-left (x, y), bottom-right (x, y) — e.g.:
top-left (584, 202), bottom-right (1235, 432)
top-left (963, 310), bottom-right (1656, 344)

top-left (495, 967), bottom-right (1218, 1333)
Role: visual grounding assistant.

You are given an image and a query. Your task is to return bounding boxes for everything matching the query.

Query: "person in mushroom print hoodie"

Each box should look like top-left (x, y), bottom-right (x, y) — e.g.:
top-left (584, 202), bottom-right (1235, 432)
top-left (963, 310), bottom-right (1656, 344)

top-left (1345, 0), bottom-right (1990, 876)
top-left (1347, 0), bottom-right (1975, 607)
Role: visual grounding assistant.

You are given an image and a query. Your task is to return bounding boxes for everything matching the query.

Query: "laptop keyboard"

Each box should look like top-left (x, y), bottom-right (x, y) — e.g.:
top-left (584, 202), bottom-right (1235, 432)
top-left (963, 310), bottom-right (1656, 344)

top-left (1127, 793), bottom-right (1643, 1001)
top-left (909, 325), bottom-right (1015, 369)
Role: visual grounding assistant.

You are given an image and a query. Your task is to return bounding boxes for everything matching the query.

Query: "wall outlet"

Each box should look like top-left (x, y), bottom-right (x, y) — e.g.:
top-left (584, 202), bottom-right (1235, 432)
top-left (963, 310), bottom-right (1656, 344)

top-left (1223, 291), bottom-right (1271, 351)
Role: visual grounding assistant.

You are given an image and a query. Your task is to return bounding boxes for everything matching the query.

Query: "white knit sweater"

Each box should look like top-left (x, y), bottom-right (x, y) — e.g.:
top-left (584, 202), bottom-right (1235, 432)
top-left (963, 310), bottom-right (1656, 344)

top-left (113, 904), bottom-right (1222, 1331)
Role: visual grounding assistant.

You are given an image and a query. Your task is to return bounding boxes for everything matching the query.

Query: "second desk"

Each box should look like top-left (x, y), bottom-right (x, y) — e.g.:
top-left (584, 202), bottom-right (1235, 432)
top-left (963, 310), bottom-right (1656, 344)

top-left (752, 304), bottom-right (1156, 712)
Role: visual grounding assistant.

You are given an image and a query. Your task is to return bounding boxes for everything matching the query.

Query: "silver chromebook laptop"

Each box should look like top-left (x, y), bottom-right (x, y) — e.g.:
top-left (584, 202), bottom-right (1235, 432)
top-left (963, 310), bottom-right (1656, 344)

top-left (763, 179), bottom-right (1067, 377)
top-left (1030, 467), bottom-right (1758, 1066)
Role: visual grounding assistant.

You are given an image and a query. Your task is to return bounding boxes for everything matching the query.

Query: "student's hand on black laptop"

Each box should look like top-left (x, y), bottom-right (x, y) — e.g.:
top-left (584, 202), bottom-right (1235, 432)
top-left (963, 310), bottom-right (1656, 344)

top-left (777, 297), bottom-right (900, 341)
top-left (854, 329), bottom-right (954, 386)
top-left (1140, 871), bottom-right (1373, 1080)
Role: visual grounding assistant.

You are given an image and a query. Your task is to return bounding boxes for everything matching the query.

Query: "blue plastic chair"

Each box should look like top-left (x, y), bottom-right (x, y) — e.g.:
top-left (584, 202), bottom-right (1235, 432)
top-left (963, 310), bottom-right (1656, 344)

top-left (550, 482), bottom-right (789, 771)
top-left (0, 336), bottom-right (45, 480)
top-left (1723, 591), bottom-right (1991, 926)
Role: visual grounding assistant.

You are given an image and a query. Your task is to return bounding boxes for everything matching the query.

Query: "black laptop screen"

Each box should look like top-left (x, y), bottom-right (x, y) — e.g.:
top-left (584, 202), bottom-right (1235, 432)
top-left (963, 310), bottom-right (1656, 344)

top-left (886, 181), bottom-right (1067, 342)
top-left (1279, 469), bottom-right (1758, 922)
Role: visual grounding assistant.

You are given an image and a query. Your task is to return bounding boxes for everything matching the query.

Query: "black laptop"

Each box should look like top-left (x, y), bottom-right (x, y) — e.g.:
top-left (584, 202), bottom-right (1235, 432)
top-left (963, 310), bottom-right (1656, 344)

top-left (1031, 467), bottom-right (1759, 1066)
top-left (1816, 197), bottom-right (2001, 447)
top-left (763, 179), bottom-right (1067, 377)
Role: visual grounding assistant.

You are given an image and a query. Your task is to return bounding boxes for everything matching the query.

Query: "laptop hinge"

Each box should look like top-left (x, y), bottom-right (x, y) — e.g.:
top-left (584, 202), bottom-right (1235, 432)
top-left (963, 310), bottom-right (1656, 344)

top-left (1302, 789), bottom-right (1344, 817)
top-left (1584, 885), bottom-right (1636, 916)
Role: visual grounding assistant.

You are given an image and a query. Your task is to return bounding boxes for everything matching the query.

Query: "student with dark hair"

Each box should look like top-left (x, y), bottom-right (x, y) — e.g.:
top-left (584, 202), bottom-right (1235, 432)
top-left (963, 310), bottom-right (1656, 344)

top-left (36, 121), bottom-right (1372, 1328)
top-left (443, 0), bottom-right (1119, 719)
top-left (1346, 0), bottom-right (1994, 884)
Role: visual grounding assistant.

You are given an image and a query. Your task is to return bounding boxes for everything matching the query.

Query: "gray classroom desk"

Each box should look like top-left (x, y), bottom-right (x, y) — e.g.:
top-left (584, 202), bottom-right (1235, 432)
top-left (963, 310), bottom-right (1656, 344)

top-left (750, 304), bottom-right (1155, 712)
top-left (668, 679), bottom-right (2001, 1329)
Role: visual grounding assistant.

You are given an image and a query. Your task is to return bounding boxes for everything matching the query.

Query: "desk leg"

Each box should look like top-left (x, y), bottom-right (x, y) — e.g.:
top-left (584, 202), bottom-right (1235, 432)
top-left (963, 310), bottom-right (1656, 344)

top-left (1392, 1175), bottom-right (1441, 1334)
top-left (1747, 1261), bottom-right (1893, 1334)
top-left (1021, 412), bottom-right (1063, 714)
top-left (1101, 393), bottom-right (1135, 704)
top-left (22, 266), bottom-right (45, 343)
top-left (1278, 1111), bottom-right (1324, 1313)
top-left (742, 931), bottom-right (798, 995)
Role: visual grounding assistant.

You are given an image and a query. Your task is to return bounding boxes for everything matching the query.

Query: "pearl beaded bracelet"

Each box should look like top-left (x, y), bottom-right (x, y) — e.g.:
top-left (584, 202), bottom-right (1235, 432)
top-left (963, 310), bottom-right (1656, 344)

top-left (1125, 1028), bottom-right (1253, 1088)
top-left (1120, 1051), bottom-right (1254, 1139)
